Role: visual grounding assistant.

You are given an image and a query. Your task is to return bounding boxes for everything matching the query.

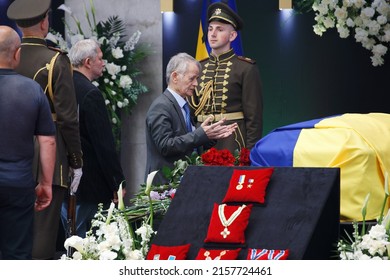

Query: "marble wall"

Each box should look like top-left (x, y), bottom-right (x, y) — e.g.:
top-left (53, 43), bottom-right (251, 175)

top-left (64, 0), bottom-right (163, 201)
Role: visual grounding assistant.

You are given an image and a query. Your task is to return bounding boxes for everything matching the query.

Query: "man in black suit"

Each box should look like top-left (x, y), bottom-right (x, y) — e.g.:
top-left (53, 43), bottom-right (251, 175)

top-left (145, 52), bottom-right (237, 185)
top-left (61, 39), bottom-right (126, 238)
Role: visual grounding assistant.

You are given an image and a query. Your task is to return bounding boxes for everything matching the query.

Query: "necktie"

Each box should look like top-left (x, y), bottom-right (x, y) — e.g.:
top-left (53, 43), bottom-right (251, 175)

top-left (183, 102), bottom-right (192, 132)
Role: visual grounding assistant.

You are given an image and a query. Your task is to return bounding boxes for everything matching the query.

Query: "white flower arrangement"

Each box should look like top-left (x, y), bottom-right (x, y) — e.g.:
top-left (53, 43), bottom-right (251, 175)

top-left (338, 172), bottom-right (390, 260)
top-left (311, 0), bottom-right (390, 66)
top-left (61, 174), bottom-right (158, 260)
top-left (49, 0), bottom-right (149, 149)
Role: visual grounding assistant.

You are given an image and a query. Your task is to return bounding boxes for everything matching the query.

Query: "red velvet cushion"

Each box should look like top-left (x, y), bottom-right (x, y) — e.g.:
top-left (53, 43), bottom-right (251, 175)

top-left (204, 203), bottom-right (253, 244)
top-left (146, 244), bottom-right (191, 260)
top-left (195, 248), bottom-right (241, 260)
top-left (246, 248), bottom-right (289, 260)
top-left (222, 168), bottom-right (274, 204)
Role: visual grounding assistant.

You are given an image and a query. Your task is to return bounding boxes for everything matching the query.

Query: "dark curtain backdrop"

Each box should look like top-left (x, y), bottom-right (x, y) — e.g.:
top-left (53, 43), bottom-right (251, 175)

top-left (163, 0), bottom-right (390, 136)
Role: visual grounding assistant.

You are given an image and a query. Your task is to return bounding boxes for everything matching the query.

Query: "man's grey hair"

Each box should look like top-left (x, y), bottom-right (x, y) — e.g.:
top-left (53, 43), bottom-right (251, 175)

top-left (166, 52), bottom-right (201, 84)
top-left (69, 39), bottom-right (100, 68)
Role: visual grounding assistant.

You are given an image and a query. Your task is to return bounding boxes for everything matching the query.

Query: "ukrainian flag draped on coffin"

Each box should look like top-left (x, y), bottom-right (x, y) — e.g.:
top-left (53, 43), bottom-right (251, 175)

top-left (250, 113), bottom-right (390, 222)
top-left (196, 0), bottom-right (243, 61)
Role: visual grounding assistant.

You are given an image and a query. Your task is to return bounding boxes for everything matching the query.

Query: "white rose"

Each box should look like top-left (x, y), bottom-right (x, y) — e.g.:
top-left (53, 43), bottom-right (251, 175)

top-left (112, 47), bottom-right (124, 59)
top-left (119, 75), bottom-right (133, 89)
top-left (105, 62), bottom-right (121, 76)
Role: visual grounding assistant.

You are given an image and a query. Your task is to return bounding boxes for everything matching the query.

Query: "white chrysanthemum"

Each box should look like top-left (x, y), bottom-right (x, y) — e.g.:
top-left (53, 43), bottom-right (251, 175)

top-left (372, 44), bottom-right (388, 56)
top-left (323, 17), bottom-right (335, 28)
top-left (317, 2), bottom-right (330, 15)
top-left (104, 78), bottom-right (109, 84)
top-left (335, 7), bottom-right (348, 21)
top-left (367, 20), bottom-right (381, 35)
top-left (337, 24), bottom-right (350, 38)
top-left (346, 17), bottom-right (355, 27)
top-left (117, 101), bottom-right (123, 108)
top-left (123, 98), bottom-right (129, 105)
top-left (377, 15), bottom-right (387, 25)
top-left (361, 7), bottom-right (375, 18)
top-left (382, 27), bottom-right (390, 42)
top-left (354, 0), bottom-right (367, 9)
top-left (119, 75), bottom-right (133, 89)
top-left (313, 24), bottom-right (326, 36)
top-left (105, 99), bottom-right (110, 105)
top-left (354, 27), bottom-right (369, 42)
top-left (121, 65), bottom-right (127, 71)
top-left (112, 118), bottom-right (117, 124)
top-left (377, 1), bottom-right (390, 15)
top-left (112, 47), bottom-right (124, 59)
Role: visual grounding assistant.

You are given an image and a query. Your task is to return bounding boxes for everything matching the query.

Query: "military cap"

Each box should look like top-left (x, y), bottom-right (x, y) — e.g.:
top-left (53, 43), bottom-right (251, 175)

top-left (7, 0), bottom-right (51, 28)
top-left (208, 1), bottom-right (244, 30)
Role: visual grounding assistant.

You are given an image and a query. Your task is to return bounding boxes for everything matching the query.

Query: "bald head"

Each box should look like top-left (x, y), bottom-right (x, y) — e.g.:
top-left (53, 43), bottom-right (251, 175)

top-left (0, 25), bottom-right (21, 69)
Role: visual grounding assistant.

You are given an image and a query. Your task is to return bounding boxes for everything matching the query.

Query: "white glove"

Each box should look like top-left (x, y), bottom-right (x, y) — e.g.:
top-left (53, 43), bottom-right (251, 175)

top-left (70, 168), bottom-right (83, 194)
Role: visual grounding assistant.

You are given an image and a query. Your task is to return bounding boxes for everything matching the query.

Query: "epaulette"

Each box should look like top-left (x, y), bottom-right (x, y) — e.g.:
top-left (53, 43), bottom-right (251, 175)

top-left (48, 45), bottom-right (68, 54)
top-left (238, 56), bottom-right (256, 64)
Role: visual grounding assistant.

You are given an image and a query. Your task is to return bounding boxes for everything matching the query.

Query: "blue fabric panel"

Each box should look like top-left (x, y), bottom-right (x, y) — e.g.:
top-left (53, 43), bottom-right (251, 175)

top-left (250, 117), bottom-right (332, 167)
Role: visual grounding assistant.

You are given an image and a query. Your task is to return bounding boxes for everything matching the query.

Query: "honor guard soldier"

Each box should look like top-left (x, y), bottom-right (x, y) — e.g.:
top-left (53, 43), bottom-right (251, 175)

top-left (189, 1), bottom-right (263, 153)
top-left (7, 0), bottom-right (83, 259)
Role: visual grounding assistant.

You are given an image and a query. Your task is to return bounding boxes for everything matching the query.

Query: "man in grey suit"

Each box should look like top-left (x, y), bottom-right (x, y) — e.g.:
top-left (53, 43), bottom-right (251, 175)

top-left (145, 52), bottom-right (237, 185)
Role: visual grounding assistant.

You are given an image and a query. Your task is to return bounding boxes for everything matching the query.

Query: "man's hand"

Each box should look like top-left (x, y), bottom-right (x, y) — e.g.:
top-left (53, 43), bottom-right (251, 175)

top-left (201, 116), bottom-right (238, 140)
top-left (70, 168), bottom-right (83, 194)
top-left (35, 182), bottom-right (52, 211)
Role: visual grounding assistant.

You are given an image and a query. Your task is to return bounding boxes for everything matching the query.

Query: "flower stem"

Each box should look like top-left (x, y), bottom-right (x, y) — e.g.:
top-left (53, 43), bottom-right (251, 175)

top-left (377, 192), bottom-right (389, 225)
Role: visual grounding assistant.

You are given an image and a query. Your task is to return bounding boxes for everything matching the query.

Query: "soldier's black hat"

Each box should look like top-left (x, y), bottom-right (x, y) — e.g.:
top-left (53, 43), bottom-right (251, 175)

top-left (7, 0), bottom-right (51, 28)
top-left (207, 1), bottom-right (244, 30)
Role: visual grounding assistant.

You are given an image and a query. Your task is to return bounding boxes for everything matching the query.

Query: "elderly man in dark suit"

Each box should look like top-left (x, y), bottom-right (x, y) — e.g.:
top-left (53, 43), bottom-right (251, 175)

top-left (145, 52), bottom-right (237, 185)
top-left (61, 39), bottom-right (126, 238)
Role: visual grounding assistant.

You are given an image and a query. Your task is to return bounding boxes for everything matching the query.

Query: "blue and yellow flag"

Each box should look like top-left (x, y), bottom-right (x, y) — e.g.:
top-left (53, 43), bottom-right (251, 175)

top-left (196, 0), bottom-right (243, 61)
top-left (250, 113), bottom-right (390, 222)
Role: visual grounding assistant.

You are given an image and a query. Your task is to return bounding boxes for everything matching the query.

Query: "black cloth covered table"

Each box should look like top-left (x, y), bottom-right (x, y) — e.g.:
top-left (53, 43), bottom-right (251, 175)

top-left (151, 166), bottom-right (340, 260)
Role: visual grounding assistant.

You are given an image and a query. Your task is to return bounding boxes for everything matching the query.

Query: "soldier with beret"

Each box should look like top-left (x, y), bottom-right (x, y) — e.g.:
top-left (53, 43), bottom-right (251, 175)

top-left (189, 1), bottom-right (263, 153)
top-left (7, 0), bottom-right (83, 259)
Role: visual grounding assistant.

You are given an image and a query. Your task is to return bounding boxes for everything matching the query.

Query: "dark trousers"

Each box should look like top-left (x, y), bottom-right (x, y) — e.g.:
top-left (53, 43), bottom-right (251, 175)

top-left (0, 187), bottom-right (35, 260)
top-left (32, 185), bottom-right (66, 259)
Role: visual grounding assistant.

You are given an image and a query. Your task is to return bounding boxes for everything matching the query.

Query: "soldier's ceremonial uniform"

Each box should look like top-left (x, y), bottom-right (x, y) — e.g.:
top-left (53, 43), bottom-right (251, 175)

top-left (17, 37), bottom-right (82, 184)
top-left (189, 1), bottom-right (263, 153)
top-left (7, 0), bottom-right (82, 259)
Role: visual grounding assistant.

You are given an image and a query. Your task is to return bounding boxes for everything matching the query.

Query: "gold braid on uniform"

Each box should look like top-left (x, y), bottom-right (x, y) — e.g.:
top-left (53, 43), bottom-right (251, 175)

top-left (190, 79), bottom-right (214, 116)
